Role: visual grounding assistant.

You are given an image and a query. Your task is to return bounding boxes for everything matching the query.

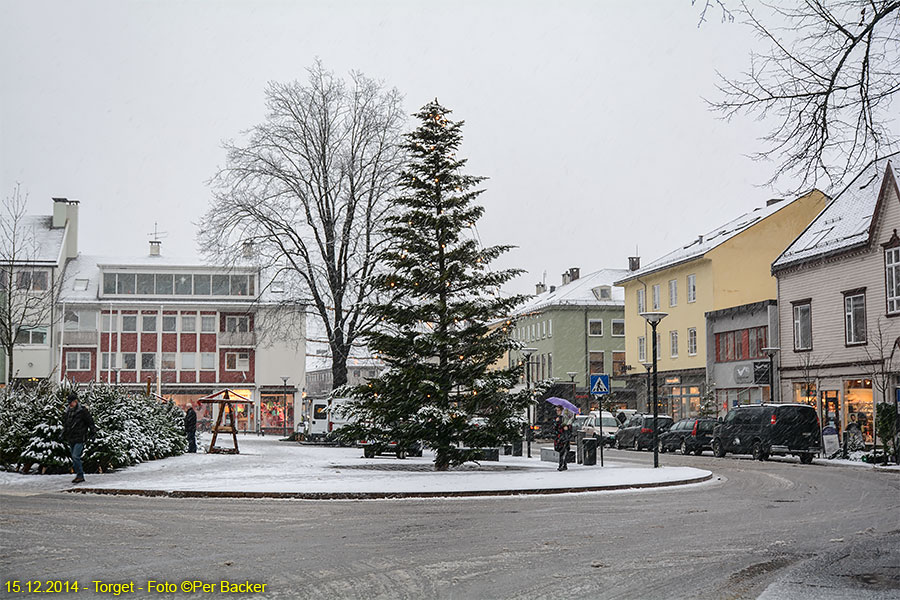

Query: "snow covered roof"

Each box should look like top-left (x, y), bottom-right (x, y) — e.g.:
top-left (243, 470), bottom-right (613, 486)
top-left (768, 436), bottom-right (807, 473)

top-left (510, 268), bottom-right (628, 316)
top-left (773, 154), bottom-right (900, 271)
top-left (616, 195), bottom-right (815, 285)
top-left (12, 215), bottom-right (66, 264)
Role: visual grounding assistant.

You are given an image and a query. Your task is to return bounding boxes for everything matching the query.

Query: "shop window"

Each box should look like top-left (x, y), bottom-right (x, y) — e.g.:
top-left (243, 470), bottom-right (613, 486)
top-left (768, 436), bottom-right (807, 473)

top-left (845, 379), bottom-right (874, 442)
top-left (793, 381), bottom-right (817, 406)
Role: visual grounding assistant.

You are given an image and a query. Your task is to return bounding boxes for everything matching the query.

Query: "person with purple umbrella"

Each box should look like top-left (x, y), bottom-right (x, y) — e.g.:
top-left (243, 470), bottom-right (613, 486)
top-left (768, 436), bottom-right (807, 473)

top-left (553, 405), bottom-right (575, 471)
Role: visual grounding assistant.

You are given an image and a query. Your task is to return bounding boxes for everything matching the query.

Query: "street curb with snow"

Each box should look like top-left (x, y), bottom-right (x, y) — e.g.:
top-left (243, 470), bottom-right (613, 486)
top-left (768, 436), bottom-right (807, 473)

top-left (63, 471), bottom-right (714, 500)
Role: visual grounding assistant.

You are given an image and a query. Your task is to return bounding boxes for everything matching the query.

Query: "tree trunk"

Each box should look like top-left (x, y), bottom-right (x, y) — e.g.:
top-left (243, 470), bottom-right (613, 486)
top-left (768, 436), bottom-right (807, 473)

top-left (434, 447), bottom-right (451, 471)
top-left (331, 339), bottom-right (349, 389)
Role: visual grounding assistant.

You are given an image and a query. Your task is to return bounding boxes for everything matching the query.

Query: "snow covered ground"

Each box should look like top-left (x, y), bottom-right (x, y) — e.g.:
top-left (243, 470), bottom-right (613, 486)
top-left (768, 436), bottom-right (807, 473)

top-left (0, 436), bottom-right (711, 497)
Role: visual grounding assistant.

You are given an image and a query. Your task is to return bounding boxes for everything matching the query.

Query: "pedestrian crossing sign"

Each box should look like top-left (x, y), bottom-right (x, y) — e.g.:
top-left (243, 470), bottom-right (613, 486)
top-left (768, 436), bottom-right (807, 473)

top-left (590, 374), bottom-right (610, 396)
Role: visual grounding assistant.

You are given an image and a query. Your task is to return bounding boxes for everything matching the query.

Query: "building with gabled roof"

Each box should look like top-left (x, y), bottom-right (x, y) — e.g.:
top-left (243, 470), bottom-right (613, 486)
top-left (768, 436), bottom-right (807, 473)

top-left (614, 189), bottom-right (828, 419)
top-left (772, 154), bottom-right (900, 445)
top-left (507, 267), bottom-right (630, 412)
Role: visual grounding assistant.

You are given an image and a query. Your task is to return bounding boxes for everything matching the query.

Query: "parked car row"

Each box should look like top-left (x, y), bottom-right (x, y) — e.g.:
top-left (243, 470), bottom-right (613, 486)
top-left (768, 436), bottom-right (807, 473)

top-left (607, 404), bottom-right (821, 465)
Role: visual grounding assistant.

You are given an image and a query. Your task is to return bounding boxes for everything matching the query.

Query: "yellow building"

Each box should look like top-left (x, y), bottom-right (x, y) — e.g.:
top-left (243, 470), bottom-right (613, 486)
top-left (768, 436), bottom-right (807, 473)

top-left (614, 190), bottom-right (828, 419)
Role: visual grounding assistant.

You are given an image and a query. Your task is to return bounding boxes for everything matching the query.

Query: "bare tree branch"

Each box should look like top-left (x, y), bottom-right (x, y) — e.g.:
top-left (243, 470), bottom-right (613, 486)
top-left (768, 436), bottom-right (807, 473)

top-left (199, 61), bottom-right (406, 387)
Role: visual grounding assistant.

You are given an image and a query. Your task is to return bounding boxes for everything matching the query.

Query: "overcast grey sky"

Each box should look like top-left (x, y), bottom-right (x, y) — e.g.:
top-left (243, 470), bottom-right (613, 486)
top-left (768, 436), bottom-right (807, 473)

top-left (2, 1), bottom-right (790, 296)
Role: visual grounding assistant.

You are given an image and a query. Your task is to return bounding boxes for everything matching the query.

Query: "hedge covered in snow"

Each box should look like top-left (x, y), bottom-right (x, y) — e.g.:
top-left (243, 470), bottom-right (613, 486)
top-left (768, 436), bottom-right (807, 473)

top-left (0, 382), bottom-right (187, 474)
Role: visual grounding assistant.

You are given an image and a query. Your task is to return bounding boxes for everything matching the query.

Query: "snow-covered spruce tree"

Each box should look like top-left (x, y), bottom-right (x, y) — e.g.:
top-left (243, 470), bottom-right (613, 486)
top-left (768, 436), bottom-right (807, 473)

top-left (345, 100), bottom-right (527, 471)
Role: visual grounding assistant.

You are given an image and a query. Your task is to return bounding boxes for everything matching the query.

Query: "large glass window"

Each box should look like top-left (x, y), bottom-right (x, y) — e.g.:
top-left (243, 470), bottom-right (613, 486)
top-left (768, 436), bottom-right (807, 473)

top-left (212, 275), bottom-right (230, 295)
top-left (845, 379), bottom-right (874, 442)
top-left (194, 275), bottom-right (211, 295)
top-left (155, 274), bottom-right (174, 295)
top-left (174, 274), bottom-right (193, 295)
top-left (103, 273), bottom-right (117, 294)
top-left (65, 309), bottom-right (98, 331)
top-left (844, 292), bottom-right (866, 345)
top-left (116, 273), bottom-right (135, 295)
top-left (793, 302), bottom-right (812, 350)
top-left (136, 273), bottom-right (155, 295)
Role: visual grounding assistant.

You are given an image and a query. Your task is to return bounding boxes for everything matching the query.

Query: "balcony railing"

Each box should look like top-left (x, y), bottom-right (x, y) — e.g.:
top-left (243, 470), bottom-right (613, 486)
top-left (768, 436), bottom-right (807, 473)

top-left (58, 330), bottom-right (99, 346)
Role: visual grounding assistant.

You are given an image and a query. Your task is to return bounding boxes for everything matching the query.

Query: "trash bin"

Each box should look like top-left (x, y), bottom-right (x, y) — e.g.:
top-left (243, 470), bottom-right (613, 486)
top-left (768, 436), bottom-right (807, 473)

top-left (512, 440), bottom-right (523, 456)
top-left (582, 437), bottom-right (598, 466)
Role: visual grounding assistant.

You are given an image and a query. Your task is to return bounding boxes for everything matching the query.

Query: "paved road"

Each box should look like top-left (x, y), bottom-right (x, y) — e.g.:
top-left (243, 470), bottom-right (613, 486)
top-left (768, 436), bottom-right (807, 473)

top-left (2, 449), bottom-right (898, 599)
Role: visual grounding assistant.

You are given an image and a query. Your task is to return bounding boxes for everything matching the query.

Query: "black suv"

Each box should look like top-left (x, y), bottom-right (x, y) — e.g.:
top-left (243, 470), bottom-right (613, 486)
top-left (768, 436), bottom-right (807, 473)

top-left (615, 414), bottom-right (674, 451)
top-left (658, 417), bottom-right (717, 455)
top-left (711, 404), bottom-right (820, 464)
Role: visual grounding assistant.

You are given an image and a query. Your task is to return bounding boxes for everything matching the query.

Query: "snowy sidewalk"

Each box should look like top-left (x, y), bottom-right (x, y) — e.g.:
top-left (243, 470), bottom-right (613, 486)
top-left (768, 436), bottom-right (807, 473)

top-left (0, 437), bottom-right (712, 499)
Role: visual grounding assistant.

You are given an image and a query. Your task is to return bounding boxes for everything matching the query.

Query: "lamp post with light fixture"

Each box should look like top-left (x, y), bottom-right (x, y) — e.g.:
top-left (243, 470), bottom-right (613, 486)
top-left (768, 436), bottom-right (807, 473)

top-left (761, 347), bottom-right (780, 404)
top-left (640, 312), bottom-right (667, 468)
top-left (641, 362), bottom-right (652, 413)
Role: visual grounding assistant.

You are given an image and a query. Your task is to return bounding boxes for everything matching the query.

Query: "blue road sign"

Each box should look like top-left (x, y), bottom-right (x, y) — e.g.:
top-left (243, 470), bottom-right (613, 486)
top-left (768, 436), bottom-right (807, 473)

top-left (590, 374), bottom-right (610, 396)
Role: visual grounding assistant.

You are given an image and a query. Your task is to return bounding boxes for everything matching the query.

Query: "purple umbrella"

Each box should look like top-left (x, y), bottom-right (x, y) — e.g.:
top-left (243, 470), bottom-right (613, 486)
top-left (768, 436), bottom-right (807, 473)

top-left (545, 397), bottom-right (580, 414)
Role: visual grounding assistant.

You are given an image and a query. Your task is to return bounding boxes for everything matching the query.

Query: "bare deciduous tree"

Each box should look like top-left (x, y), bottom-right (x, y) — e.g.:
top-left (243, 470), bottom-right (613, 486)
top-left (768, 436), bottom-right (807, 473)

top-left (1, 185), bottom-right (65, 384)
top-left (710, 1), bottom-right (900, 190)
top-left (200, 61), bottom-right (406, 388)
top-left (861, 316), bottom-right (900, 454)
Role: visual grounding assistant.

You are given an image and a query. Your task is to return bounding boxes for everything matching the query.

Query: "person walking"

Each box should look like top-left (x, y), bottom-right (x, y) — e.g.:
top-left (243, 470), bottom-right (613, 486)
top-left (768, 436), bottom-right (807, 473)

top-left (554, 405), bottom-right (575, 471)
top-left (184, 403), bottom-right (197, 453)
top-left (62, 391), bottom-right (96, 484)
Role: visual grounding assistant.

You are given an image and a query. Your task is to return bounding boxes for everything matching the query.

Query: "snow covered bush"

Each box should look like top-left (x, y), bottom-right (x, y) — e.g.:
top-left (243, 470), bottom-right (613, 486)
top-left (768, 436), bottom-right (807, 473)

top-left (0, 382), bottom-right (187, 474)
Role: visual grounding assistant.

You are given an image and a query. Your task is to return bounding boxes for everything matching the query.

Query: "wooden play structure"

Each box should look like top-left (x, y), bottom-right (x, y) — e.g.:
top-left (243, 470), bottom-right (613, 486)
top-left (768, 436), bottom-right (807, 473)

top-left (197, 389), bottom-right (253, 454)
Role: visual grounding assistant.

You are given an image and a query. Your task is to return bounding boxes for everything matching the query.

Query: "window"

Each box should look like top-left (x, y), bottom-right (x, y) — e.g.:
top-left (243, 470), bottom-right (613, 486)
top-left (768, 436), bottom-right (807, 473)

top-left (103, 273), bottom-right (117, 295)
top-left (174, 274), bottom-right (192, 295)
top-left (637, 288), bottom-right (645, 313)
top-left (122, 315), bottom-right (137, 332)
top-left (886, 247), bottom-right (900, 314)
top-left (669, 279), bottom-right (677, 306)
top-left (15, 326), bottom-right (48, 345)
top-left (652, 284), bottom-right (660, 310)
top-left (182, 315), bottom-right (196, 332)
top-left (844, 291), bottom-right (866, 345)
top-left (141, 353), bottom-right (156, 370)
top-left (638, 336), bottom-right (646, 362)
top-left (122, 353), bottom-right (136, 370)
top-left (588, 319), bottom-right (603, 336)
top-left (231, 275), bottom-right (251, 296)
top-left (162, 315), bottom-right (177, 332)
top-left (137, 273), bottom-right (155, 295)
top-left (225, 315), bottom-right (250, 333)
top-left (670, 330), bottom-right (679, 358)
top-left (65, 309), bottom-right (97, 331)
top-left (16, 270), bottom-right (49, 291)
top-left (271, 280), bottom-right (285, 293)
top-left (588, 351), bottom-right (604, 374)
top-left (142, 315), bottom-right (157, 332)
top-left (656, 333), bottom-right (661, 359)
top-left (715, 327), bottom-right (768, 362)
top-left (793, 301), bottom-right (812, 351)
top-left (101, 353), bottom-right (116, 370)
top-left (116, 273), bottom-right (135, 295)
top-left (612, 351), bottom-right (626, 377)
top-left (225, 352), bottom-right (250, 371)
top-left (181, 352), bottom-right (196, 370)
top-left (212, 275), bottom-right (230, 295)
top-left (194, 275), bottom-right (211, 295)
top-left (547, 353), bottom-right (553, 378)
top-left (66, 352), bottom-right (91, 371)
top-left (155, 274), bottom-right (174, 295)
top-left (200, 352), bottom-right (216, 370)
top-left (161, 352), bottom-right (176, 370)
top-left (687, 274), bottom-right (696, 303)
top-left (611, 319), bottom-right (625, 337)
top-left (73, 278), bottom-right (89, 291)
top-left (101, 313), bottom-right (114, 332)
top-left (687, 327), bottom-right (697, 356)
top-left (201, 315), bottom-right (217, 333)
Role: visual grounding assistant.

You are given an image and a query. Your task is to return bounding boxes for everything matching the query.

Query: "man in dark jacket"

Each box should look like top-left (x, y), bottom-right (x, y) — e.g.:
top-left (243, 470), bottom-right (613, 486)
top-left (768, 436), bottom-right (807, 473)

top-left (184, 403), bottom-right (197, 453)
top-left (63, 391), bottom-right (96, 484)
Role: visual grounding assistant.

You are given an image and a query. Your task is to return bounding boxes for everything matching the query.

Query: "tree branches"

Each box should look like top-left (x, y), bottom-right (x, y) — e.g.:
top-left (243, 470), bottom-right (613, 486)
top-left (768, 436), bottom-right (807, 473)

top-left (710, 1), bottom-right (900, 190)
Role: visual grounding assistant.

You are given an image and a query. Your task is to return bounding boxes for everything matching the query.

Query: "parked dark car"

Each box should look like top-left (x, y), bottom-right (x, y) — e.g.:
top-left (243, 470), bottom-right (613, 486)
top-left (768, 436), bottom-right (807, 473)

top-left (658, 417), bottom-right (717, 455)
top-left (711, 404), bottom-right (820, 463)
top-left (615, 414), bottom-right (674, 451)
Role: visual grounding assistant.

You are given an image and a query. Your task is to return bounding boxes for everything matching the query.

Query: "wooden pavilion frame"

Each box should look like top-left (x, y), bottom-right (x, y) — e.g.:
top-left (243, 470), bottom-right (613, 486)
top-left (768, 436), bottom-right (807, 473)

top-left (197, 389), bottom-right (254, 454)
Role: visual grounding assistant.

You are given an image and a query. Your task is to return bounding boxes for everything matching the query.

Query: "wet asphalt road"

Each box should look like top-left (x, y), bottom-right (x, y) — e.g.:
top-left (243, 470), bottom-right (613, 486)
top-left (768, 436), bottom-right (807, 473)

top-left (1, 448), bottom-right (898, 600)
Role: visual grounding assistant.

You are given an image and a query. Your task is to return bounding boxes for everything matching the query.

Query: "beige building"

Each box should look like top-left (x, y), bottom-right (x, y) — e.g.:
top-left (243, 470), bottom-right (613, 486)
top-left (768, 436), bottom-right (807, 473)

top-left (615, 190), bottom-right (828, 419)
top-left (772, 155), bottom-right (900, 445)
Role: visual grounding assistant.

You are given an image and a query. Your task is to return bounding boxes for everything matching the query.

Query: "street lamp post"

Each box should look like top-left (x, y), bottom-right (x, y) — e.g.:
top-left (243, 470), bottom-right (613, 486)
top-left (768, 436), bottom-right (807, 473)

top-left (761, 347), bottom-right (780, 404)
top-left (523, 348), bottom-right (537, 458)
top-left (281, 376), bottom-right (289, 438)
top-left (642, 362), bottom-right (652, 413)
top-left (640, 312), bottom-right (667, 468)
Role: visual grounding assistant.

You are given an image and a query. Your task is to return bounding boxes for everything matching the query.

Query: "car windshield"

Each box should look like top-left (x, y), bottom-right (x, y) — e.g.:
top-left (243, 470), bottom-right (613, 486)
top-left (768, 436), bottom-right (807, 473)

top-left (574, 416), bottom-right (589, 428)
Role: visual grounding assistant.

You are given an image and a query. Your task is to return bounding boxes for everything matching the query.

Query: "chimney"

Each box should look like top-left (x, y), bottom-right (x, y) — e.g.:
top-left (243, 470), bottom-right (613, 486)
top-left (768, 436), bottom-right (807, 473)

top-left (549, 285), bottom-right (556, 293)
top-left (562, 271), bottom-right (570, 286)
top-left (52, 198), bottom-right (68, 228)
top-left (569, 267), bottom-right (580, 282)
top-left (766, 198), bottom-right (783, 207)
top-left (52, 198), bottom-right (80, 259)
top-left (149, 240), bottom-right (161, 256)
top-left (535, 282), bottom-right (547, 294)
top-left (628, 256), bottom-right (641, 271)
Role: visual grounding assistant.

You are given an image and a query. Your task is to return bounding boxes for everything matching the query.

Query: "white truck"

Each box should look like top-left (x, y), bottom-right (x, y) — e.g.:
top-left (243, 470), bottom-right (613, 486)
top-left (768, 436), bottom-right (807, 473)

top-left (305, 397), bottom-right (355, 442)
